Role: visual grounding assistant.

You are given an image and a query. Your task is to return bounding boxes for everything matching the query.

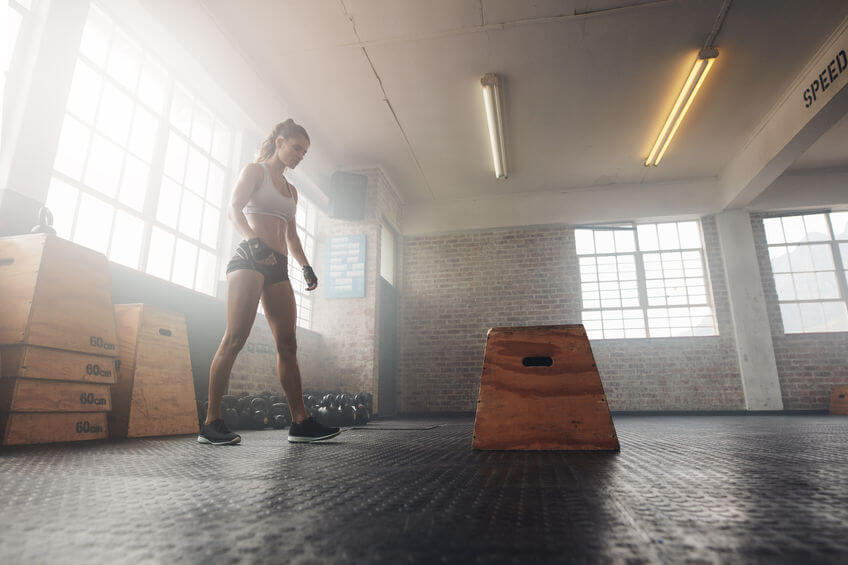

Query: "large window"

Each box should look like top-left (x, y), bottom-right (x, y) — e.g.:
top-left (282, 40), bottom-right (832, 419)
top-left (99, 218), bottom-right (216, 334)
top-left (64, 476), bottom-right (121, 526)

top-left (47, 4), bottom-right (235, 296)
top-left (763, 211), bottom-right (848, 333)
top-left (576, 221), bottom-right (717, 339)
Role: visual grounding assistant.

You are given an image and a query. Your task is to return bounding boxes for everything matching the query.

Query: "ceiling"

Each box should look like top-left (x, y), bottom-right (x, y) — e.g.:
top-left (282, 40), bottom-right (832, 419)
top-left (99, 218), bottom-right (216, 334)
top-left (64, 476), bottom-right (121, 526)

top-left (189, 0), bottom-right (848, 219)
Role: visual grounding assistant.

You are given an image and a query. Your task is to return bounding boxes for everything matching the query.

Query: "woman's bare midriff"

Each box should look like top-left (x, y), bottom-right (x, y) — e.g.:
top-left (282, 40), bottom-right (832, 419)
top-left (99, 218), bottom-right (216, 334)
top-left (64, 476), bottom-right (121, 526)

top-left (246, 213), bottom-right (289, 255)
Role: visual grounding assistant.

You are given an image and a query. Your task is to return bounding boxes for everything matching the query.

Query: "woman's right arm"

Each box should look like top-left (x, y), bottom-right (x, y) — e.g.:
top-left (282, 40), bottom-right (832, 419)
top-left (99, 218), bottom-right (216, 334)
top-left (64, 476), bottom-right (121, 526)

top-left (228, 163), bottom-right (263, 241)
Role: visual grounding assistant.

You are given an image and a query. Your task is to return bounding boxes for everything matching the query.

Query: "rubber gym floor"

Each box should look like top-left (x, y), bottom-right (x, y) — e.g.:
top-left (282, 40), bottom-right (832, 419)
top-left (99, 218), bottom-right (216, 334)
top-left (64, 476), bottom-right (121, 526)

top-left (0, 414), bottom-right (846, 564)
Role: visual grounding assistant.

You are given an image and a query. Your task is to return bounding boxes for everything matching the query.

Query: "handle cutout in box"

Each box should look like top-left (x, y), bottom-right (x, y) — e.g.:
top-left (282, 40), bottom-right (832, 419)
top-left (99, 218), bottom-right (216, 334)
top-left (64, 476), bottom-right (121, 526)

top-left (0, 258), bottom-right (14, 266)
top-left (522, 356), bottom-right (553, 367)
top-left (158, 329), bottom-right (172, 337)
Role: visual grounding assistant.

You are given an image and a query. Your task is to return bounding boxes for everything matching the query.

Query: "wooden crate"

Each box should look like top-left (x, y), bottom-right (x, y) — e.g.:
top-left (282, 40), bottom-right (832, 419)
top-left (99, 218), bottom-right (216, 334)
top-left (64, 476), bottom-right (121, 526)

top-left (0, 378), bottom-right (111, 412)
top-left (1, 412), bottom-right (108, 445)
top-left (472, 325), bottom-right (619, 451)
top-left (1, 345), bottom-right (117, 384)
top-left (0, 234), bottom-right (119, 356)
top-left (831, 386), bottom-right (848, 415)
top-left (111, 304), bottom-right (198, 438)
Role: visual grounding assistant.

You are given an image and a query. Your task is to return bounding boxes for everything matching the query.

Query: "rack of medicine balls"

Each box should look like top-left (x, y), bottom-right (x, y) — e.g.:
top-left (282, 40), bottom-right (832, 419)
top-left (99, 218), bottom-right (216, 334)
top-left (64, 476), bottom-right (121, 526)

top-left (196, 391), bottom-right (373, 431)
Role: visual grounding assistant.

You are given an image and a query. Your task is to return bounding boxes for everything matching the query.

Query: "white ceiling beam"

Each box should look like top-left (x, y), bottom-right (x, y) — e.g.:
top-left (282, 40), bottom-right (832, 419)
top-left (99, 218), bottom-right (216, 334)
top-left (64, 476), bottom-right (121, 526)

top-left (401, 178), bottom-right (720, 236)
top-left (719, 16), bottom-right (848, 209)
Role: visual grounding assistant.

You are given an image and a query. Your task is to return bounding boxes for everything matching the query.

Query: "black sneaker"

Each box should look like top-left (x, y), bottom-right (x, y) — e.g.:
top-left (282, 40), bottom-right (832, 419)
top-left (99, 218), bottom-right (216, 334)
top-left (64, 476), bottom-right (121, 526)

top-left (197, 419), bottom-right (241, 445)
top-left (288, 417), bottom-right (341, 443)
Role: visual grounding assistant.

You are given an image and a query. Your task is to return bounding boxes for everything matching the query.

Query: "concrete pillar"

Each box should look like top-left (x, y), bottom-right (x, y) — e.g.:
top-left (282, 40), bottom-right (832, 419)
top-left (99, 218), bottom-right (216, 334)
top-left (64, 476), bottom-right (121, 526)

top-left (716, 209), bottom-right (783, 410)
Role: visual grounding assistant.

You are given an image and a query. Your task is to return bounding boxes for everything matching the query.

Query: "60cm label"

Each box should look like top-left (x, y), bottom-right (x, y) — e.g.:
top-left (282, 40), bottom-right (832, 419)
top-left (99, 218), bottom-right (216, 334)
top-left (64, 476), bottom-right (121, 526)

top-left (79, 392), bottom-right (106, 406)
top-left (75, 421), bottom-right (104, 434)
top-left (89, 336), bottom-right (116, 351)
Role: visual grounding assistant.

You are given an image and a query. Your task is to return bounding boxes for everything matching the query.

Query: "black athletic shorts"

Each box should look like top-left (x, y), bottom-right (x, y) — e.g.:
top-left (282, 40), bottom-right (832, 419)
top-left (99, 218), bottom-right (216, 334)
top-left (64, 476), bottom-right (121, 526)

top-left (226, 240), bottom-right (289, 287)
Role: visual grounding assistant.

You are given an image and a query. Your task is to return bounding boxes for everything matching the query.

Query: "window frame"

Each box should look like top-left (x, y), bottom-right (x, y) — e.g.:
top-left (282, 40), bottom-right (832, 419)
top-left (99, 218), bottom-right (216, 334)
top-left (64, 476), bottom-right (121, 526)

top-left (48, 2), bottom-right (234, 298)
top-left (576, 220), bottom-right (719, 340)
top-left (762, 210), bottom-right (848, 334)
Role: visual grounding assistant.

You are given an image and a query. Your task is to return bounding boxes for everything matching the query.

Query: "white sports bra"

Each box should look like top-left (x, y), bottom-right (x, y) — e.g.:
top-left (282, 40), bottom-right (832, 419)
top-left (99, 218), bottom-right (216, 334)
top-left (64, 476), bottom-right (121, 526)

top-left (243, 162), bottom-right (296, 223)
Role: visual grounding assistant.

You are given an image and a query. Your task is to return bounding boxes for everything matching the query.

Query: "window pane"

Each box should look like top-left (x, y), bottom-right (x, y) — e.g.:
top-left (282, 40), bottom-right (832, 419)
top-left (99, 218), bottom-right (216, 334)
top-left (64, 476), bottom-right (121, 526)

top-left (780, 303), bottom-right (802, 333)
top-left (763, 218), bottom-right (784, 244)
top-left (831, 212), bottom-right (848, 239)
top-left (84, 134), bottom-right (123, 198)
top-left (787, 245), bottom-right (813, 272)
top-left (678, 221), bottom-right (700, 248)
top-left (178, 190), bottom-right (202, 239)
top-left (137, 58), bottom-right (167, 114)
top-left (73, 194), bottom-right (113, 254)
top-left (802, 214), bottom-right (829, 242)
top-left (793, 272), bottom-right (819, 300)
top-left (614, 229), bottom-right (635, 253)
top-left (809, 244), bottom-right (834, 270)
top-left (146, 227), bottom-right (174, 279)
top-left (105, 29), bottom-right (142, 91)
top-left (156, 177), bottom-right (181, 228)
top-left (816, 271), bottom-right (840, 299)
top-left (575, 229), bottom-right (594, 255)
top-left (637, 224), bottom-right (658, 251)
top-left (129, 106), bottom-right (158, 162)
top-left (172, 239), bottom-right (198, 287)
top-left (164, 133), bottom-right (188, 182)
top-left (170, 85), bottom-right (193, 135)
top-left (67, 61), bottom-right (102, 124)
top-left (96, 82), bottom-right (133, 145)
top-left (822, 301), bottom-right (848, 331)
top-left (799, 302), bottom-right (825, 332)
top-left (773, 273), bottom-right (795, 301)
top-left (201, 204), bottom-right (219, 247)
top-left (118, 155), bottom-right (149, 212)
top-left (109, 210), bottom-right (143, 268)
top-left (768, 246), bottom-right (791, 273)
top-left (594, 230), bottom-right (614, 254)
top-left (206, 163), bottom-right (226, 206)
top-left (54, 116), bottom-right (91, 180)
top-left (211, 122), bottom-right (232, 165)
top-left (185, 147), bottom-right (208, 196)
top-left (191, 104), bottom-right (213, 152)
top-left (657, 223), bottom-right (679, 250)
top-left (80, 5), bottom-right (112, 68)
top-left (782, 216), bottom-right (806, 243)
top-left (195, 249), bottom-right (217, 295)
top-left (45, 177), bottom-right (79, 238)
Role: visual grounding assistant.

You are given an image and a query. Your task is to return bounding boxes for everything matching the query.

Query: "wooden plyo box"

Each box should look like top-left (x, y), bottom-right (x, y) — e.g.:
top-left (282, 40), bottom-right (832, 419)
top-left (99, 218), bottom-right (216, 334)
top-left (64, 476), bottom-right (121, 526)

top-left (0, 234), bottom-right (119, 356)
top-left (0, 345), bottom-right (117, 384)
top-left (0, 378), bottom-right (111, 412)
top-left (831, 386), bottom-right (848, 415)
top-left (1, 412), bottom-right (108, 446)
top-left (111, 304), bottom-right (198, 438)
top-left (472, 325), bottom-right (619, 451)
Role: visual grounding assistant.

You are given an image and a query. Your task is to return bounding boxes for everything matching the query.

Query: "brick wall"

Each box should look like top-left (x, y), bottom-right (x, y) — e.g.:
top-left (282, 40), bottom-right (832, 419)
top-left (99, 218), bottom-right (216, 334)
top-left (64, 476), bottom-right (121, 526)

top-left (399, 216), bottom-right (745, 412)
top-left (751, 214), bottom-right (848, 410)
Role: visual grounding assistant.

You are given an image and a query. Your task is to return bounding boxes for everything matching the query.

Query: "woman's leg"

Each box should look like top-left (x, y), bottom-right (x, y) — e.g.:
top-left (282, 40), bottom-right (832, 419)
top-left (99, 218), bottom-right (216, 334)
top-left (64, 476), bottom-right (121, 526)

top-left (205, 269), bottom-right (264, 425)
top-left (261, 280), bottom-right (309, 423)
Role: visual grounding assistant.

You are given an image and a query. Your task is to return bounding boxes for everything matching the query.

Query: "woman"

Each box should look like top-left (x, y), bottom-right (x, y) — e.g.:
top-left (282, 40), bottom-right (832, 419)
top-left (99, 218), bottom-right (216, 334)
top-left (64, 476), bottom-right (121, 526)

top-left (198, 119), bottom-right (340, 445)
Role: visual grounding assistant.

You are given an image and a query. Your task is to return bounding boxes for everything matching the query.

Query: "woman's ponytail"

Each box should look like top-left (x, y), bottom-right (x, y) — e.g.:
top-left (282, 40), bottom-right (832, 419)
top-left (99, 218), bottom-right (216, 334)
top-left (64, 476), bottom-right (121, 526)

top-left (255, 119), bottom-right (310, 162)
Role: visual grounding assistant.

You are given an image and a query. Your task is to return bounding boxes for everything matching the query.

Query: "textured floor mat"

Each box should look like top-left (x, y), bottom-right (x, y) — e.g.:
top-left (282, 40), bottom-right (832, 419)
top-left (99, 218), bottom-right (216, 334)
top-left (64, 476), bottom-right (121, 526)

top-left (0, 415), bottom-right (846, 563)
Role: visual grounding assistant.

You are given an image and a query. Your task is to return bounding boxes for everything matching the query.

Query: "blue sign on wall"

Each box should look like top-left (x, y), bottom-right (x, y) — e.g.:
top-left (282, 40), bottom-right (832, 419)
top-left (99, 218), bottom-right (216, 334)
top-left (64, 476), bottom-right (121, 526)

top-left (324, 234), bottom-right (366, 298)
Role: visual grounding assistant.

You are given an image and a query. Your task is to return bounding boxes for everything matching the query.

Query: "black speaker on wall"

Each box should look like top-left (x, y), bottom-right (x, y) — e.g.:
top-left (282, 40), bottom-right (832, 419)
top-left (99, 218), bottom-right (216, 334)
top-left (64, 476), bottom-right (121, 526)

top-left (328, 171), bottom-right (367, 221)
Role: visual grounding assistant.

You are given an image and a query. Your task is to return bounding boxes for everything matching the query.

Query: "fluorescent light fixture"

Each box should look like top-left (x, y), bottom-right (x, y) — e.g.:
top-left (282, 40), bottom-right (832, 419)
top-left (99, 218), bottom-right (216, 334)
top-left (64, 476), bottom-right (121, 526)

top-left (645, 51), bottom-right (717, 166)
top-left (481, 73), bottom-right (508, 179)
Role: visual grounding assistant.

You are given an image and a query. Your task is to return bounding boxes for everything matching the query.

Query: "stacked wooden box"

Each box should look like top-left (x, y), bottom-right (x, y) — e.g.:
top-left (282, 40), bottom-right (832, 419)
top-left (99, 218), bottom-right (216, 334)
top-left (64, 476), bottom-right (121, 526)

top-left (0, 234), bottom-right (118, 445)
top-left (111, 304), bottom-right (198, 438)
